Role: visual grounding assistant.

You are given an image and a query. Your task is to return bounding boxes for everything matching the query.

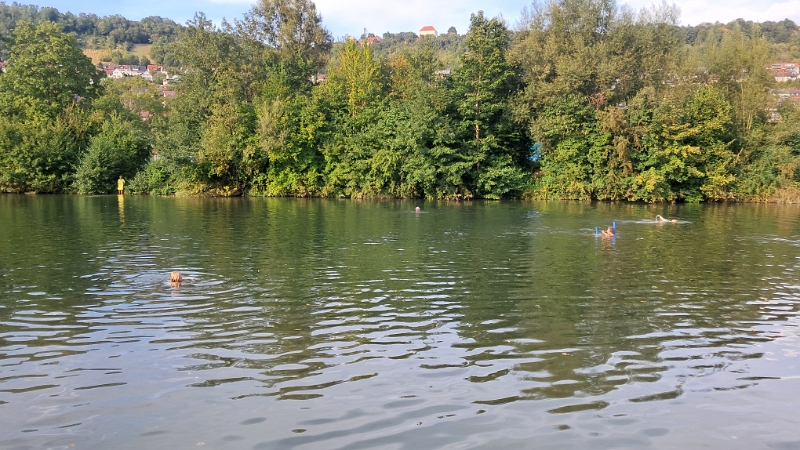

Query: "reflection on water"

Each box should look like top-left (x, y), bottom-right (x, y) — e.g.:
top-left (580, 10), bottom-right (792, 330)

top-left (1, 197), bottom-right (800, 449)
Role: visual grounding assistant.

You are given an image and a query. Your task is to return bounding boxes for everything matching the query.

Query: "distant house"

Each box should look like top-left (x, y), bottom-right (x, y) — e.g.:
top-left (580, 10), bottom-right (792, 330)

top-left (146, 64), bottom-right (168, 78)
top-left (103, 63), bottom-right (152, 79)
top-left (434, 68), bottom-right (451, 78)
top-left (769, 62), bottom-right (799, 82)
top-left (770, 88), bottom-right (800, 104)
top-left (419, 26), bottom-right (437, 37)
top-left (767, 87), bottom-right (800, 122)
top-left (100, 63), bottom-right (117, 77)
top-left (309, 73), bottom-right (327, 84)
top-left (163, 74), bottom-right (182, 85)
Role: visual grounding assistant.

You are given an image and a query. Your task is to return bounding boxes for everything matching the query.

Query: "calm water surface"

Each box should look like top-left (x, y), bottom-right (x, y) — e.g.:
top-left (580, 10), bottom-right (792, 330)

top-left (1, 196), bottom-right (800, 449)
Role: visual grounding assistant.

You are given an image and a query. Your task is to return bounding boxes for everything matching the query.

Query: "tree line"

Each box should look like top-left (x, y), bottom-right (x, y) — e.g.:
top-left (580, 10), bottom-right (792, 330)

top-left (1, 0), bottom-right (800, 201)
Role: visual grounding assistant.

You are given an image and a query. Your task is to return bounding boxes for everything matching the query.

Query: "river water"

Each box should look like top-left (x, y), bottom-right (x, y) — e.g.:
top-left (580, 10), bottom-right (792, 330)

top-left (1, 196), bottom-right (800, 449)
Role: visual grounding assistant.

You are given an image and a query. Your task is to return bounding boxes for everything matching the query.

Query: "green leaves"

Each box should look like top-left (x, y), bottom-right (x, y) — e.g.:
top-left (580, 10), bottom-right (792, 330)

top-left (529, 85), bottom-right (737, 202)
top-left (449, 12), bottom-right (531, 199)
top-left (0, 22), bottom-right (101, 193)
top-left (0, 22), bottom-right (102, 120)
top-left (325, 39), bottom-right (383, 118)
top-left (234, 0), bottom-right (332, 70)
top-left (1, 1), bottom-right (795, 201)
top-left (73, 115), bottom-right (151, 194)
top-left (0, 107), bottom-right (91, 193)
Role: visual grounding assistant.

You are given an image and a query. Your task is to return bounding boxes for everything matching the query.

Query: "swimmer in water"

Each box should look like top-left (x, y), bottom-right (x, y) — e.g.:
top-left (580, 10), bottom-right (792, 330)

top-left (600, 226), bottom-right (615, 238)
top-left (415, 207), bottom-right (421, 213)
top-left (655, 215), bottom-right (678, 223)
top-left (170, 271), bottom-right (183, 286)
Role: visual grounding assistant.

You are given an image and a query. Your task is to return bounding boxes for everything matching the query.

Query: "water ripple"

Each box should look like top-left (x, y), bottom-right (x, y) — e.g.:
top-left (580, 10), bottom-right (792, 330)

top-left (2, 198), bottom-right (800, 448)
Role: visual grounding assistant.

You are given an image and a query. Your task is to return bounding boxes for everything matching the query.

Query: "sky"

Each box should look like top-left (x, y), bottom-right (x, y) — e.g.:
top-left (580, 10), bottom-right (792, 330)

top-left (28, 0), bottom-right (800, 38)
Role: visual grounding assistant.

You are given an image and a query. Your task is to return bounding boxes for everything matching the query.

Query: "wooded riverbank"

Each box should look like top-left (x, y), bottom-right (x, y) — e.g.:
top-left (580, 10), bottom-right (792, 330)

top-left (1, 0), bottom-right (800, 202)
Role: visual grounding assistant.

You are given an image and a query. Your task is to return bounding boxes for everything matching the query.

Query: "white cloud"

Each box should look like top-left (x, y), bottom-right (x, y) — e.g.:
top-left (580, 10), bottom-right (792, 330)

top-left (762, 0), bottom-right (800, 21)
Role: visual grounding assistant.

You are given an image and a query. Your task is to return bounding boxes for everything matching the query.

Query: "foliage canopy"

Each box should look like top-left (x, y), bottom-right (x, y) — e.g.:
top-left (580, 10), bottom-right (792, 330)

top-left (2, 0), bottom-right (800, 201)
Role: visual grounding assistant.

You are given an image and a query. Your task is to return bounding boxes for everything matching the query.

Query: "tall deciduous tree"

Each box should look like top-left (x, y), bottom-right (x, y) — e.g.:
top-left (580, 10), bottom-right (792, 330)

top-left (453, 12), bottom-right (515, 154)
top-left (0, 21), bottom-right (102, 119)
top-left (512, 0), bottom-right (682, 109)
top-left (234, 0), bottom-right (332, 73)
top-left (0, 21), bottom-right (101, 193)
top-left (451, 12), bottom-right (529, 199)
top-left (73, 115), bottom-right (151, 194)
top-left (324, 39), bottom-right (383, 118)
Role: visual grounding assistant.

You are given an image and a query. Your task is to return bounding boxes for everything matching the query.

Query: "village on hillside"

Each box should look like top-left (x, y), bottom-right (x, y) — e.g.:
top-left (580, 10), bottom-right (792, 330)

top-left (768, 62), bottom-right (800, 105)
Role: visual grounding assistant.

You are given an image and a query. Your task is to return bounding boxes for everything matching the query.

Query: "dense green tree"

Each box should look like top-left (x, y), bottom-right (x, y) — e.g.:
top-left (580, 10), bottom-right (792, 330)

top-left (73, 115), bottom-right (151, 194)
top-left (0, 109), bottom-right (93, 193)
top-left (253, 90), bottom-right (326, 196)
top-left (451, 12), bottom-right (529, 199)
top-left (0, 21), bottom-right (101, 193)
top-left (687, 24), bottom-right (771, 135)
top-left (233, 0), bottom-right (332, 77)
top-left (735, 104), bottom-right (800, 201)
top-left (2, 0), bottom-right (800, 202)
top-left (628, 85), bottom-right (737, 202)
top-left (512, 0), bottom-right (682, 108)
top-left (144, 13), bottom-right (265, 195)
top-left (531, 94), bottom-right (609, 199)
top-left (0, 21), bottom-right (102, 119)
top-left (314, 39), bottom-right (386, 197)
top-left (324, 39), bottom-right (383, 118)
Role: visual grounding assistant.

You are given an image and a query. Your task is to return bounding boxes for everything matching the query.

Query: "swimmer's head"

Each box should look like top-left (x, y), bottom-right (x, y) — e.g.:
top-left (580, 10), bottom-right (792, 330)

top-left (170, 271), bottom-right (183, 283)
top-left (415, 207), bottom-right (420, 212)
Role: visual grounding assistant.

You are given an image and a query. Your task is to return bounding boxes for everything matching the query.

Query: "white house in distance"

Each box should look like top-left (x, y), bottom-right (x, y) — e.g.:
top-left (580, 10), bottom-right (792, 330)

top-left (101, 63), bottom-right (168, 81)
top-left (769, 62), bottom-right (800, 82)
top-left (419, 26), bottom-right (437, 37)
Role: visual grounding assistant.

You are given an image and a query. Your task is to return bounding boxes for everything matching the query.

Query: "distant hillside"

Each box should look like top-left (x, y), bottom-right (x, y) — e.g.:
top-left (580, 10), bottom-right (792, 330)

top-left (0, 3), bottom-right (182, 66)
top-left (370, 29), bottom-right (467, 70)
top-left (3, 3), bottom-right (800, 67)
top-left (83, 44), bottom-right (153, 65)
top-left (685, 18), bottom-right (799, 45)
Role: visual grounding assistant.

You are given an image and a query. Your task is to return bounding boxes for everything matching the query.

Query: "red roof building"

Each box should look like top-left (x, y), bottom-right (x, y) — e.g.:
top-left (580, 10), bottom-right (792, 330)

top-left (769, 62), bottom-right (799, 82)
top-left (419, 26), bottom-right (437, 37)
